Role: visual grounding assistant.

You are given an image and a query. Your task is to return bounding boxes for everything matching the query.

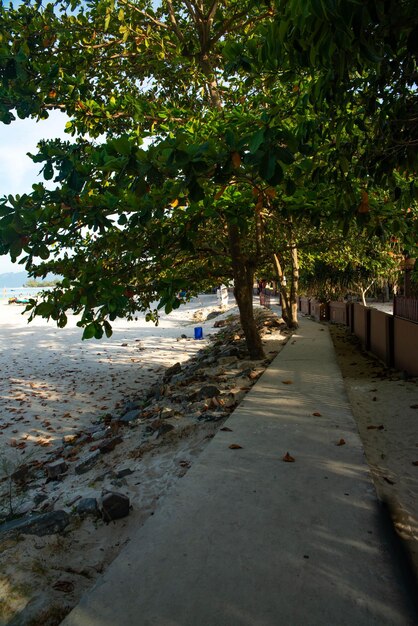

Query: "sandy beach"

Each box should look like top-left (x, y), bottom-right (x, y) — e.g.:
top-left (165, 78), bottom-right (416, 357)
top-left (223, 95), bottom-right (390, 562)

top-left (0, 294), bottom-right (236, 466)
top-left (0, 293), bottom-right (289, 624)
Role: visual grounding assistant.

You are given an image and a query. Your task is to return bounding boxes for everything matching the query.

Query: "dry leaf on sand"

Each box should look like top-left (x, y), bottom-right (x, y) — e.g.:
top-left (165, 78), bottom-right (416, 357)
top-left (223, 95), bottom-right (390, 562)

top-left (282, 452), bottom-right (295, 462)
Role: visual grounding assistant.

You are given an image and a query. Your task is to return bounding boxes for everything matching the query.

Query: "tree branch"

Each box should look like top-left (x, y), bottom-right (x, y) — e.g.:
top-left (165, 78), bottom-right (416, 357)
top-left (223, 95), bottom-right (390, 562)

top-left (166, 0), bottom-right (185, 42)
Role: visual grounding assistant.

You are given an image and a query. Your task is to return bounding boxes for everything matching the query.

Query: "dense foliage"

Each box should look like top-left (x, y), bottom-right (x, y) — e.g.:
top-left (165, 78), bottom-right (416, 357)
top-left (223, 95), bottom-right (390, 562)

top-left (0, 0), bottom-right (416, 355)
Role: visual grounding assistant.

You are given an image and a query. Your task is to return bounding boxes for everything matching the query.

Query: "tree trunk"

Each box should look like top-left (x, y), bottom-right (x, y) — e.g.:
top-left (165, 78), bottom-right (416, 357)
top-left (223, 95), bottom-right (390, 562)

top-left (273, 251), bottom-right (299, 329)
top-left (228, 223), bottom-right (265, 359)
top-left (288, 243), bottom-right (300, 328)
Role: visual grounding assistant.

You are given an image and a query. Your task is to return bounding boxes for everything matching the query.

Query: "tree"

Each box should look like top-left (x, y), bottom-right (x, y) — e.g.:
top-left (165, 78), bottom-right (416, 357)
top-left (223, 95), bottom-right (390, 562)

top-left (1, 0), bottom-right (301, 359)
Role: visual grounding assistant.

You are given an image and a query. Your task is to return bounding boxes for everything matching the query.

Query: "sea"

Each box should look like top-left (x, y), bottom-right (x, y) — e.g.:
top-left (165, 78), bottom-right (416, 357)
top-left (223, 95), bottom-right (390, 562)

top-left (0, 286), bottom-right (54, 302)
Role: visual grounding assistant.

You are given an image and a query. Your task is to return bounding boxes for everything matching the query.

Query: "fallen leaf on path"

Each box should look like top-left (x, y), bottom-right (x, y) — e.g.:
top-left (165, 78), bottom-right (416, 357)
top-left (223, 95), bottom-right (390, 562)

top-left (312, 412), bottom-right (322, 417)
top-left (412, 461), bottom-right (418, 466)
top-left (229, 444), bottom-right (243, 450)
top-left (410, 404), bottom-right (418, 409)
top-left (336, 439), bottom-right (346, 446)
top-left (221, 427), bottom-right (233, 432)
top-left (282, 380), bottom-right (293, 385)
top-left (282, 452), bottom-right (295, 462)
top-left (367, 424), bottom-right (384, 430)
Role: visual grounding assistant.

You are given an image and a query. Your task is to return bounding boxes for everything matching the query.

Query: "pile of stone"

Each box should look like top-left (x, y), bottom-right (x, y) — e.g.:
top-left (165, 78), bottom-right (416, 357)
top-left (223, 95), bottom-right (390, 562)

top-left (0, 307), bottom-right (286, 536)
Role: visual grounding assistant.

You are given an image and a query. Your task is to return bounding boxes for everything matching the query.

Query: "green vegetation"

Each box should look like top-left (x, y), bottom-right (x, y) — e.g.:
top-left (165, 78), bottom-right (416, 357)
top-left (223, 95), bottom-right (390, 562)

top-left (24, 279), bottom-right (58, 288)
top-left (0, 1), bottom-right (416, 357)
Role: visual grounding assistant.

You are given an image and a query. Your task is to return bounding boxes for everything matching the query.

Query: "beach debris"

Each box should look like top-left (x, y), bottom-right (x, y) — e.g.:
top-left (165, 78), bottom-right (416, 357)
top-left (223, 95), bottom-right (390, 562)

top-left (101, 492), bottom-right (130, 522)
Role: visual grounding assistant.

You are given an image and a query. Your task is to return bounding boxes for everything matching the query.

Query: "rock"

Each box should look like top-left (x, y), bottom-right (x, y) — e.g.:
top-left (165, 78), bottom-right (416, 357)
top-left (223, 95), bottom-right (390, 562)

top-left (101, 492), bottom-right (130, 522)
top-left (33, 493), bottom-right (48, 506)
top-left (98, 435), bottom-right (123, 454)
top-left (146, 383), bottom-right (169, 400)
top-left (220, 346), bottom-right (240, 357)
top-left (46, 460), bottom-right (68, 480)
top-left (218, 356), bottom-right (238, 366)
top-left (116, 468), bottom-right (134, 478)
top-left (198, 412), bottom-right (225, 422)
top-left (76, 498), bottom-right (99, 518)
top-left (118, 409), bottom-right (141, 424)
top-left (125, 400), bottom-right (143, 411)
top-left (91, 429), bottom-right (109, 442)
top-left (74, 450), bottom-right (101, 475)
top-left (158, 406), bottom-right (177, 419)
top-left (191, 385), bottom-right (221, 401)
top-left (145, 419), bottom-right (175, 437)
top-left (207, 310), bottom-right (223, 320)
top-left (163, 362), bottom-right (182, 381)
top-left (0, 510), bottom-right (70, 537)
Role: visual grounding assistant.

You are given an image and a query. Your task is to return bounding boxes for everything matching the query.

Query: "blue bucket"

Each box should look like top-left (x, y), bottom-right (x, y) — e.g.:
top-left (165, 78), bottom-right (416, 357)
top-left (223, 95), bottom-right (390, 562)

top-left (194, 327), bottom-right (203, 340)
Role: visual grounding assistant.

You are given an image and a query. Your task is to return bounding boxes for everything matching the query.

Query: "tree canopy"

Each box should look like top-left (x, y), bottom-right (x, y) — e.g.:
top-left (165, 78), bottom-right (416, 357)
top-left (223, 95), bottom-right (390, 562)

top-left (0, 0), bottom-right (417, 355)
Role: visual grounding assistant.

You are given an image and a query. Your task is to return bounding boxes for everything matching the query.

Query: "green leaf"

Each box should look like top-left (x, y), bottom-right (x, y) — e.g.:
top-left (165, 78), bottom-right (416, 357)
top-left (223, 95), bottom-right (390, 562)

top-left (248, 129), bottom-right (265, 154)
top-left (82, 323), bottom-right (96, 340)
top-left (43, 162), bottom-right (54, 181)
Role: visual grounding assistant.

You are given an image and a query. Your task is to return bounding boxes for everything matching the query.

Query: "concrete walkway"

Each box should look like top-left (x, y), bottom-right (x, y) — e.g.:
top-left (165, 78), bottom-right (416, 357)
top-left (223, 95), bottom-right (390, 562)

top-left (62, 318), bottom-right (417, 626)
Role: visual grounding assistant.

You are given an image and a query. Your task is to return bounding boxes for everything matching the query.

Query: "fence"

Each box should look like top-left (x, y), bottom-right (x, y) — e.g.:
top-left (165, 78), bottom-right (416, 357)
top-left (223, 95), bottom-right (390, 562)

top-left (297, 296), bottom-right (418, 376)
top-left (260, 289), bottom-right (271, 308)
top-left (393, 296), bottom-right (418, 322)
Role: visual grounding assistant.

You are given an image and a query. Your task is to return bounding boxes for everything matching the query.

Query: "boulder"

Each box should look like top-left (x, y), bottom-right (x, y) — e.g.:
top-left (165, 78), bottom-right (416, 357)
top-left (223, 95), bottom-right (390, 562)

top-left (101, 492), bottom-right (130, 522)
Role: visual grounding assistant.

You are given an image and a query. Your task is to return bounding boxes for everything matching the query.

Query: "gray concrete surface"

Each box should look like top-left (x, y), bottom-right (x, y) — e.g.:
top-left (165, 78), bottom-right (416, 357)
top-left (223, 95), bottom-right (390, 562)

top-left (62, 318), bottom-right (417, 626)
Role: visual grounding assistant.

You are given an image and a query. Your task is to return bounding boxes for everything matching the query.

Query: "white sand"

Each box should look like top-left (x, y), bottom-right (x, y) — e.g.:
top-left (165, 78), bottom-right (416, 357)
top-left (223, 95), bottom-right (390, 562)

top-left (0, 294), bottom-right (236, 465)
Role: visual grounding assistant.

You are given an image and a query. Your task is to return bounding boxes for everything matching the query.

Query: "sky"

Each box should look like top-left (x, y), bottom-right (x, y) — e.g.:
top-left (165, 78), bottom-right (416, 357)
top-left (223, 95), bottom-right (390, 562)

top-left (0, 110), bottom-right (69, 273)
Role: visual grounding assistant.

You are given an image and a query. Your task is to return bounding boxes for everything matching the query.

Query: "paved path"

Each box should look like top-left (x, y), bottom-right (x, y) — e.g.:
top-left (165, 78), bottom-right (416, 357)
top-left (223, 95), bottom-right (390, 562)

top-left (62, 318), bottom-right (416, 626)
